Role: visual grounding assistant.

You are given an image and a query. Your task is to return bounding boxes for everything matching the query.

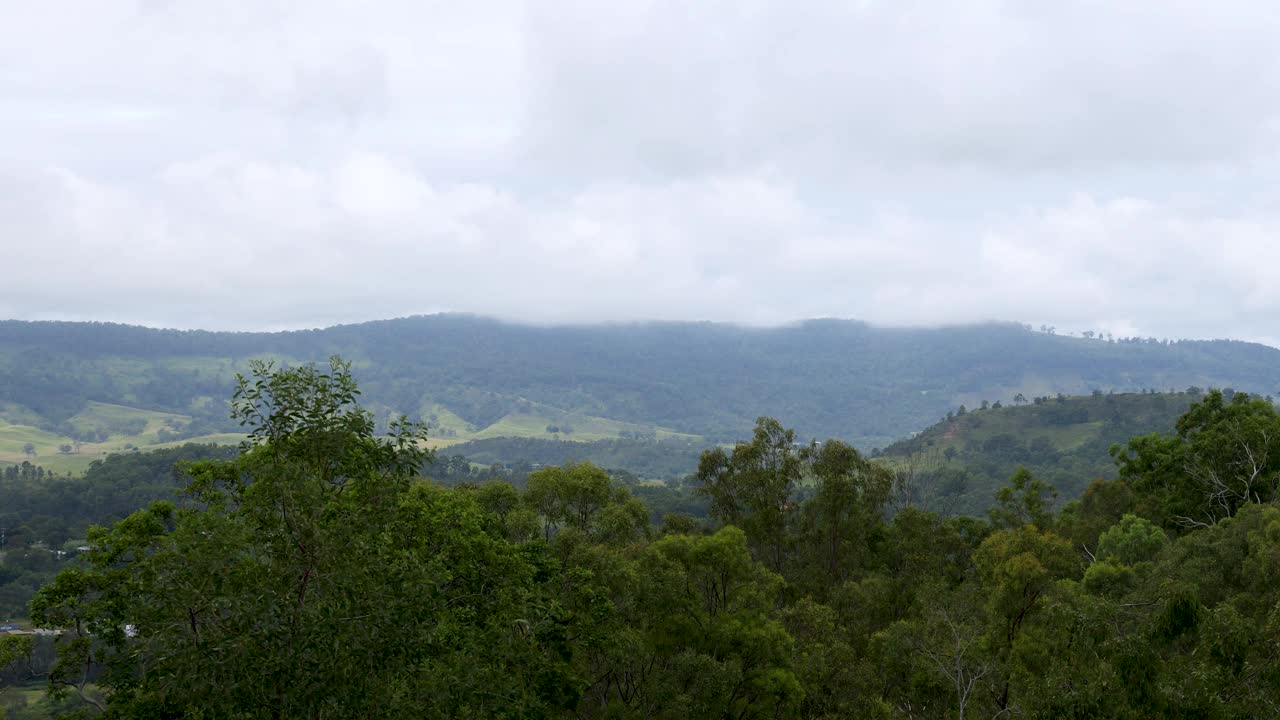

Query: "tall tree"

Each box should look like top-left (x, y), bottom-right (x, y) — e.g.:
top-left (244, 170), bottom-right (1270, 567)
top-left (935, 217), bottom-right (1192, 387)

top-left (798, 440), bottom-right (892, 593)
top-left (695, 417), bottom-right (802, 572)
top-left (31, 358), bottom-right (580, 718)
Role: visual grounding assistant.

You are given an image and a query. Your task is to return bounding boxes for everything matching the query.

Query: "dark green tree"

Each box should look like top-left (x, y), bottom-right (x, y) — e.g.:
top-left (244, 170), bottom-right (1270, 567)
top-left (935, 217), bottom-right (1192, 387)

top-left (989, 466), bottom-right (1057, 530)
top-left (30, 358), bottom-right (580, 718)
top-left (796, 440), bottom-right (892, 593)
top-left (1116, 389), bottom-right (1280, 528)
top-left (695, 417), bottom-right (803, 572)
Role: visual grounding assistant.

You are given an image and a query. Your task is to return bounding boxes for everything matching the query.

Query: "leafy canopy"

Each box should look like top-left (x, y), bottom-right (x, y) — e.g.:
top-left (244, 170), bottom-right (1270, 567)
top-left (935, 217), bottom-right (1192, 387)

top-left (30, 358), bottom-right (578, 719)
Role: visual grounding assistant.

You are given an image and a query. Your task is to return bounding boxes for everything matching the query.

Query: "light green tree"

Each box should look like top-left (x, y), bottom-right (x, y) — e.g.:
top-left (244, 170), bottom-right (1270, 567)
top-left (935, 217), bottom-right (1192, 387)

top-left (1097, 513), bottom-right (1166, 565)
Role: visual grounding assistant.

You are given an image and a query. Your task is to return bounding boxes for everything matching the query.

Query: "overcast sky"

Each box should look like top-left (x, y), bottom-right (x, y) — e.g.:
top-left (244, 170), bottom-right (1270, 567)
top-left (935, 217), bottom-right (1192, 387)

top-left (2, 1), bottom-right (1279, 341)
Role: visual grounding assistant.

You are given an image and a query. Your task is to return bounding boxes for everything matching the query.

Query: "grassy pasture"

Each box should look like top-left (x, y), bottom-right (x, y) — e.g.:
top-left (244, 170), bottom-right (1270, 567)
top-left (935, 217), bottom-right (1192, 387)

top-left (470, 410), bottom-right (699, 443)
top-left (0, 396), bottom-right (702, 477)
top-left (0, 403), bottom-right (199, 474)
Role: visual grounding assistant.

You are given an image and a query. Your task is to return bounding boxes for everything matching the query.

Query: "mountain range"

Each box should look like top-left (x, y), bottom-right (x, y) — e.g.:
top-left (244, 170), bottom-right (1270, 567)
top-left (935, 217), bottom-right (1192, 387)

top-left (2, 314), bottom-right (1279, 474)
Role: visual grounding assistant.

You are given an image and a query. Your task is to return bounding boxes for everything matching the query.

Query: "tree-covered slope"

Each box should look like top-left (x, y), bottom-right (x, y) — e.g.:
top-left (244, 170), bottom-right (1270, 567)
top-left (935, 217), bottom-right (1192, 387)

top-left (878, 391), bottom-right (1205, 516)
top-left (3, 315), bottom-right (1279, 447)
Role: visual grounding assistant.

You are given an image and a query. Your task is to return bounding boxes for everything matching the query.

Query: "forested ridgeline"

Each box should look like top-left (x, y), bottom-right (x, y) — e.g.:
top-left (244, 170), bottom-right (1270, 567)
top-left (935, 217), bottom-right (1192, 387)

top-left (5, 314), bottom-right (1280, 446)
top-left (3, 361), bottom-right (1279, 718)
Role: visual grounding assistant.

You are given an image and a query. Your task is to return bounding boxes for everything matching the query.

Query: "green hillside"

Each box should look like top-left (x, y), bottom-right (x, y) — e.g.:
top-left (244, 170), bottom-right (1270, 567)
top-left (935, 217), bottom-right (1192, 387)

top-left (1, 388), bottom-right (1217, 520)
top-left (438, 435), bottom-right (709, 482)
top-left (877, 390), bottom-right (1203, 516)
top-left (0, 397), bottom-right (698, 475)
top-left (3, 315), bottom-right (1280, 448)
top-left (431, 391), bottom-right (1213, 511)
top-left (0, 402), bottom-right (208, 475)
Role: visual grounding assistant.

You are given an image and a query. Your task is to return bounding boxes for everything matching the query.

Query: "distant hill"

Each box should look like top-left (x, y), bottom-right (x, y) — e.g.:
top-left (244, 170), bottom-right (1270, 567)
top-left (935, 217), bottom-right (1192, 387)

top-left (2, 315), bottom-right (1280, 460)
top-left (438, 436), bottom-right (708, 482)
top-left (877, 391), bottom-right (1205, 516)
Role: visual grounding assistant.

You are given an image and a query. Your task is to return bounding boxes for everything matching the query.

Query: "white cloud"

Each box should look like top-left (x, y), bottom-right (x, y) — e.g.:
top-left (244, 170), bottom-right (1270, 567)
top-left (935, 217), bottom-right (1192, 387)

top-left (1, 0), bottom-right (1279, 342)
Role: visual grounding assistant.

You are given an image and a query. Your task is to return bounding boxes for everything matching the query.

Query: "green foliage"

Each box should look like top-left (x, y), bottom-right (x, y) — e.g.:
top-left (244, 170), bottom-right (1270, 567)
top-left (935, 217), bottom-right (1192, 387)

top-left (29, 359), bottom-right (578, 718)
top-left (524, 462), bottom-right (648, 545)
top-left (881, 390), bottom-right (1199, 517)
top-left (630, 528), bottom-right (802, 718)
top-left (973, 526), bottom-right (1078, 645)
top-left (1116, 389), bottom-right (1280, 529)
top-left (989, 466), bottom-right (1057, 529)
top-left (0, 635), bottom-right (35, 703)
top-left (439, 435), bottom-right (706, 482)
top-left (1081, 560), bottom-right (1136, 597)
top-left (696, 418), bottom-right (803, 572)
top-left (1097, 513), bottom-right (1166, 565)
top-left (1055, 477), bottom-right (1138, 556)
top-left (794, 439), bottom-right (892, 595)
top-left (13, 362), bottom-right (1280, 718)
top-left (0, 444), bottom-right (238, 618)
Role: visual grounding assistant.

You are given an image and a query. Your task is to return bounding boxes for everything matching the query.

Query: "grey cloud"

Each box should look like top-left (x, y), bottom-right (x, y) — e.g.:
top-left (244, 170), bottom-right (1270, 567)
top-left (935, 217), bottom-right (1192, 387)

top-left (4, 158), bottom-right (1279, 344)
top-left (521, 0), bottom-right (1280, 179)
top-left (1, 0), bottom-right (1278, 344)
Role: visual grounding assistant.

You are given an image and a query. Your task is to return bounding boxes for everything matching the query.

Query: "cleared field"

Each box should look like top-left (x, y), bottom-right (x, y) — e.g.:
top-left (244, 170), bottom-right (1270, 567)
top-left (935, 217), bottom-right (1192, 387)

top-left (0, 403), bottom-right (205, 474)
top-left (0, 422), bottom-right (68, 460)
top-left (4, 686), bottom-right (45, 705)
top-left (418, 401), bottom-right (477, 437)
top-left (0, 422), bottom-right (64, 447)
top-left (0, 401), bottom-right (44, 427)
top-left (929, 415), bottom-right (1104, 454)
top-left (68, 401), bottom-right (192, 437)
top-left (0, 393), bottom-right (701, 477)
top-left (154, 432), bottom-right (247, 448)
top-left (469, 410), bottom-right (698, 443)
top-left (1, 683), bottom-right (102, 717)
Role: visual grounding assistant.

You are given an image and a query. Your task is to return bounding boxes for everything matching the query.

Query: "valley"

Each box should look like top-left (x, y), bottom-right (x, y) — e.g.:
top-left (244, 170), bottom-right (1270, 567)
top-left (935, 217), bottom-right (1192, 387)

top-left (5, 324), bottom-right (1280, 718)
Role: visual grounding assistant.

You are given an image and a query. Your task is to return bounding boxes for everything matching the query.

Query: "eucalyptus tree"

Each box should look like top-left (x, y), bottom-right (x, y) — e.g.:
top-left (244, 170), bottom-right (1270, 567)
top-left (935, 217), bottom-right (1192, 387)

top-left (31, 358), bottom-right (580, 718)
